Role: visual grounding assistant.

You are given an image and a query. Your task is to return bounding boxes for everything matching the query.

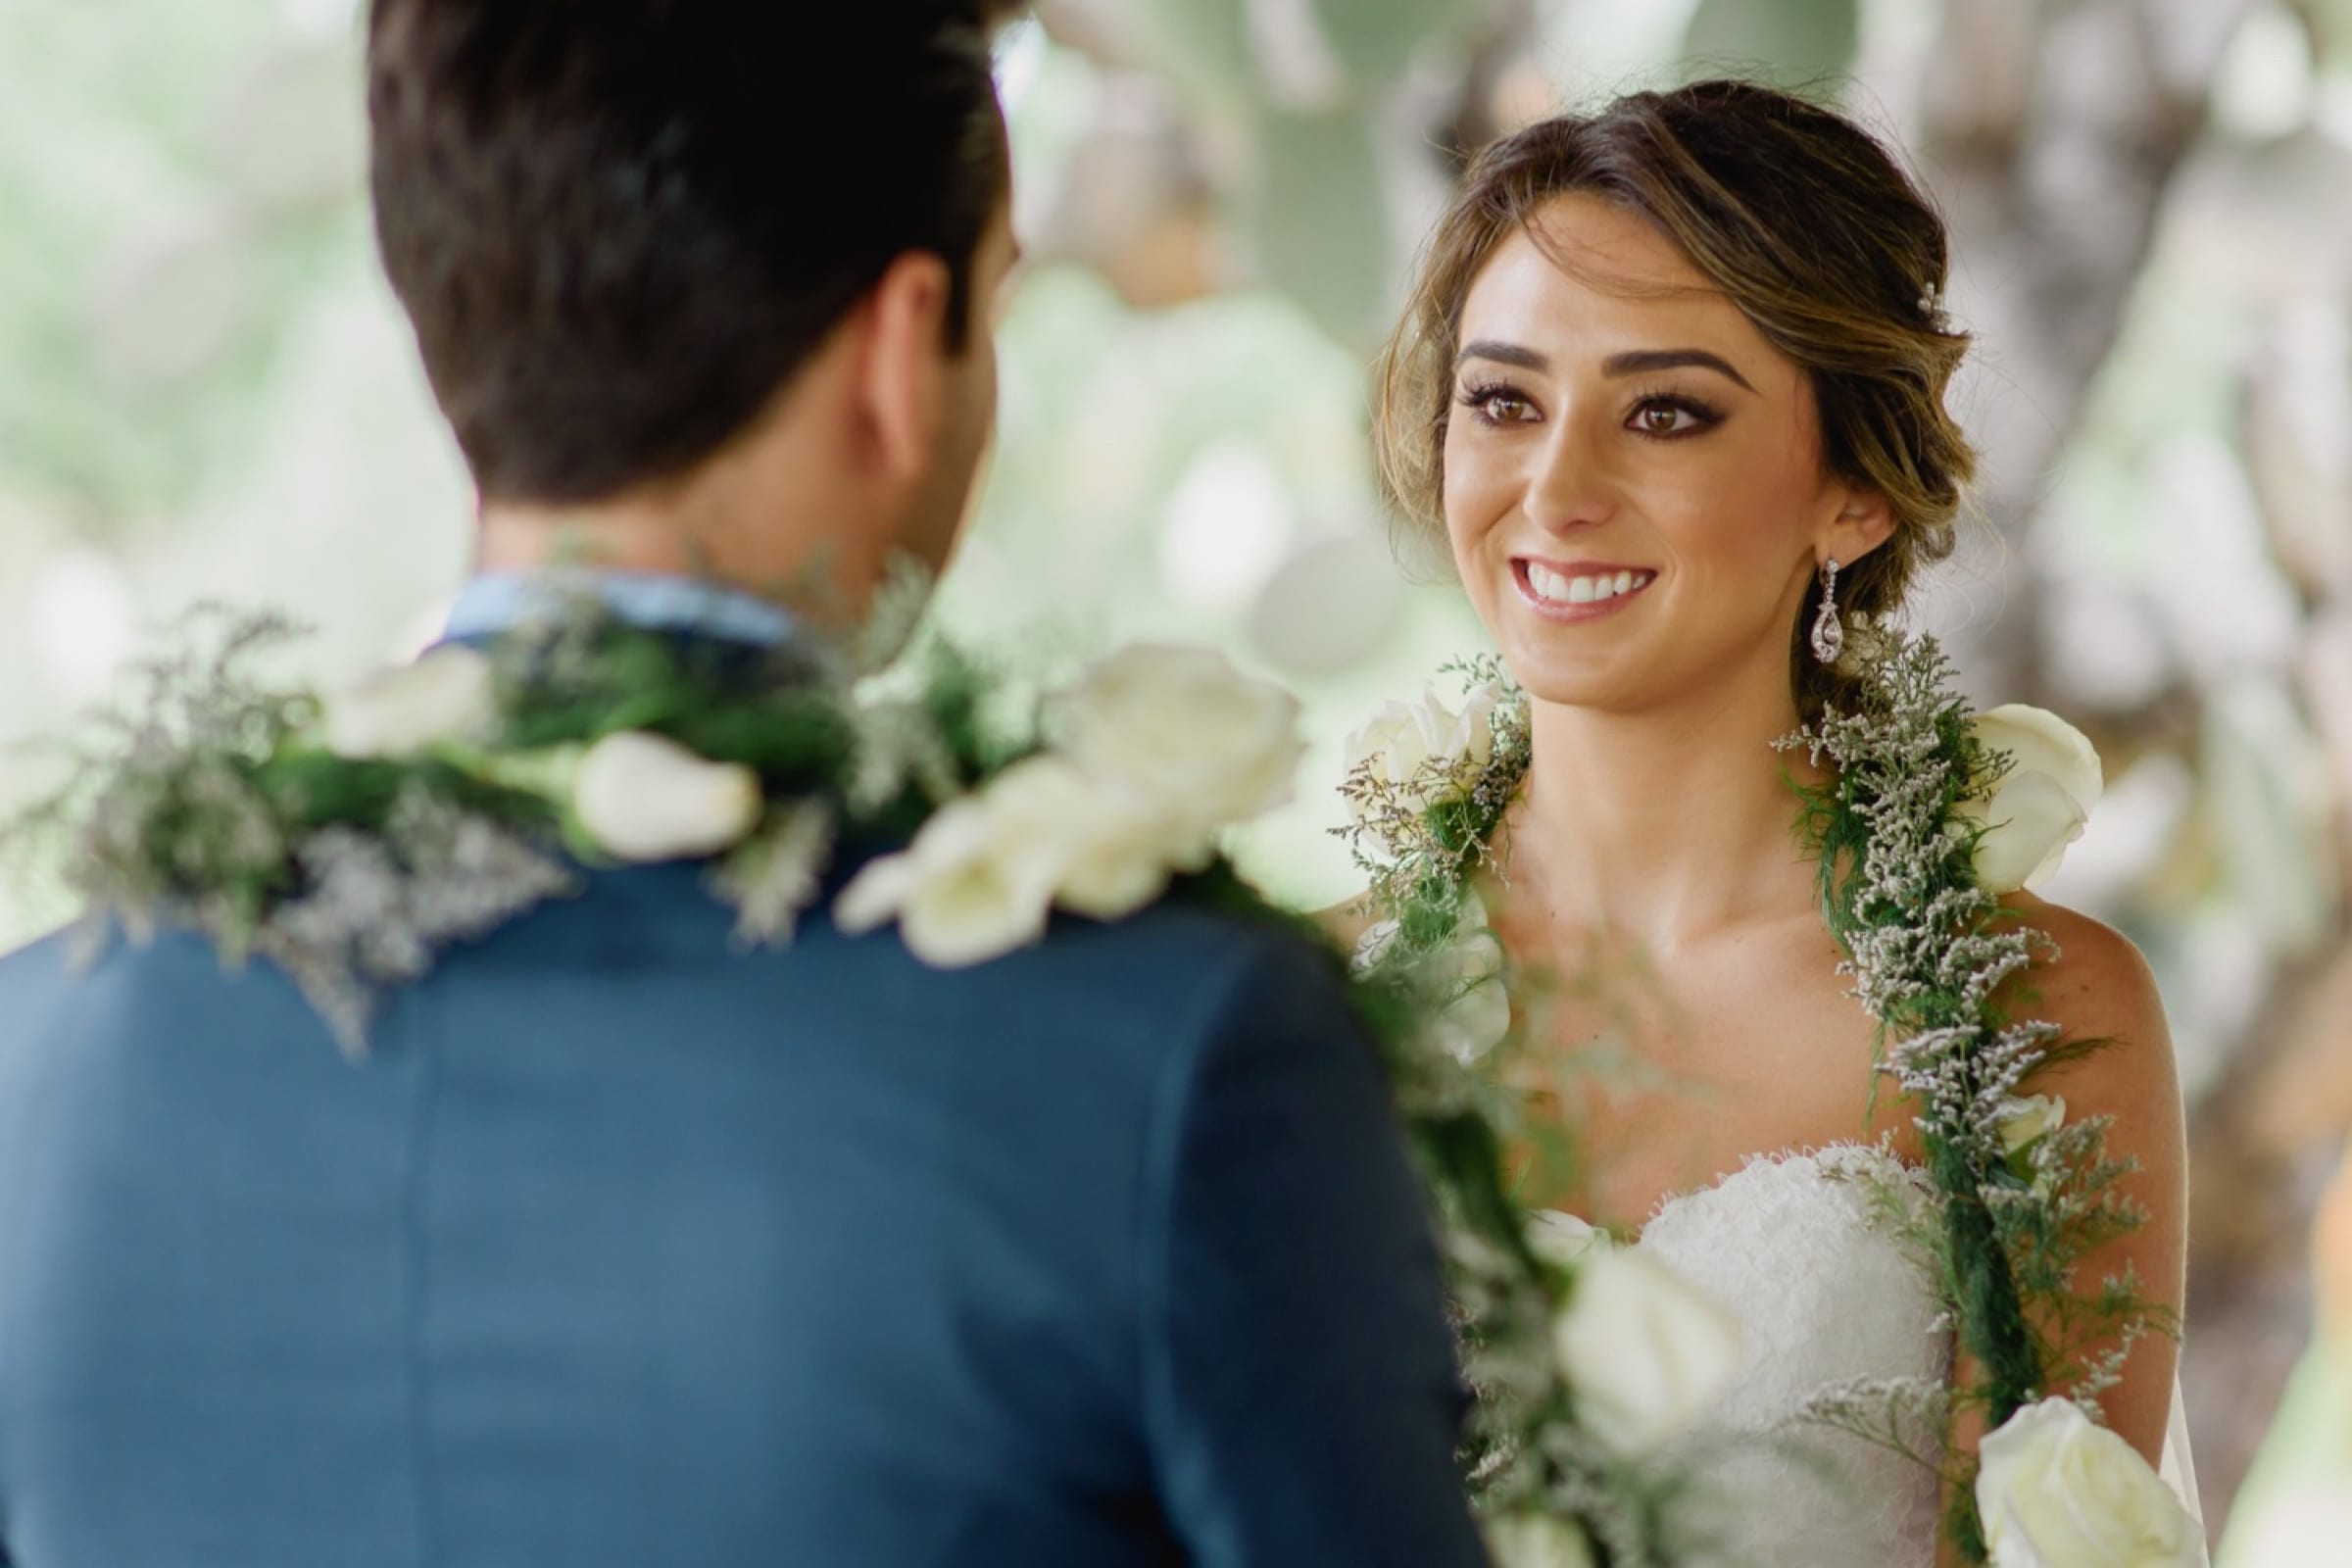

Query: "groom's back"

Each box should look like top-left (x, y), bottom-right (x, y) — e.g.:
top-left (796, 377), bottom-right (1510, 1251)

top-left (0, 864), bottom-right (1477, 1566)
top-left (0, 3), bottom-right (1488, 1561)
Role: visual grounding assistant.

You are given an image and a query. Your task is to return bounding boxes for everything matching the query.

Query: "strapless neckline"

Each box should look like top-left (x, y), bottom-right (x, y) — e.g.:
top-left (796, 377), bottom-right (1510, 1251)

top-left (1625, 1141), bottom-right (1926, 1243)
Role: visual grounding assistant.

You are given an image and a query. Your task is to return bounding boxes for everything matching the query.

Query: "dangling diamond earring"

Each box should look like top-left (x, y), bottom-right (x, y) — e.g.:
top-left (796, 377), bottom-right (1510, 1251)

top-left (1811, 558), bottom-right (1845, 664)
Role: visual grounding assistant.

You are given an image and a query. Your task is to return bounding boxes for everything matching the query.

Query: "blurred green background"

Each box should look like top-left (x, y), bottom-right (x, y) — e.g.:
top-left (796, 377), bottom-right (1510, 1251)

top-left (5, 0), bottom-right (2352, 1553)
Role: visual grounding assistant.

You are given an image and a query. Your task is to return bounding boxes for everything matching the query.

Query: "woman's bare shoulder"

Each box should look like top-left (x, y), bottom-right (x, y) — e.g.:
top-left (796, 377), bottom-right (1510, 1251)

top-left (1998, 892), bottom-right (2168, 1047)
top-left (1997, 891), bottom-right (2180, 1133)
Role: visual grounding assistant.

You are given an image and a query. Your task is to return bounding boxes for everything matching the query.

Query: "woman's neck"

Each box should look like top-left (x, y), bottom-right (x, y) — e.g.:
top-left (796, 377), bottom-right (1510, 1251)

top-left (1507, 662), bottom-right (1824, 954)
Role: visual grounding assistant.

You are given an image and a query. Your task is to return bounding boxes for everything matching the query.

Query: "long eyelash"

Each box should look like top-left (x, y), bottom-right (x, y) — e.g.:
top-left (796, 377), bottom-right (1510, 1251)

top-left (1627, 384), bottom-right (1725, 437)
top-left (1455, 378), bottom-right (1531, 424)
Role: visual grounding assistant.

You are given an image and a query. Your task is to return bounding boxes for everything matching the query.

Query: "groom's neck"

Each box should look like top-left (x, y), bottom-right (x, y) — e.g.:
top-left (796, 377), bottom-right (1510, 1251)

top-left (470, 382), bottom-right (898, 626)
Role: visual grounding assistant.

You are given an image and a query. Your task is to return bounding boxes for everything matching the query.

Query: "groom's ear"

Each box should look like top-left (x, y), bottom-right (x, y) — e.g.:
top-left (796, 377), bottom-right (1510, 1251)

top-left (851, 251), bottom-right (957, 484)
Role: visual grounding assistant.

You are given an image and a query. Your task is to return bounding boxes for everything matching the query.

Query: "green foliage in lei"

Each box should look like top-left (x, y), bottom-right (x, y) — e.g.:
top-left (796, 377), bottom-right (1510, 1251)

top-left (1778, 626), bottom-right (2161, 1561)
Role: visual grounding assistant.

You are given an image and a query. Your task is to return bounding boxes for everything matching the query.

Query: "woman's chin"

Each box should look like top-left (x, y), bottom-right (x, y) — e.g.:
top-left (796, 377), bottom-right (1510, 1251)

top-left (1494, 646), bottom-right (1642, 712)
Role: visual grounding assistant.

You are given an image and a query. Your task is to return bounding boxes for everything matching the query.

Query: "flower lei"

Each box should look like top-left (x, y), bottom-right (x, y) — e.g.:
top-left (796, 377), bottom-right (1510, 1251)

top-left (1339, 628), bottom-right (2179, 1566)
top-left (4, 580), bottom-right (1314, 1054)
top-left (1342, 661), bottom-right (1710, 1566)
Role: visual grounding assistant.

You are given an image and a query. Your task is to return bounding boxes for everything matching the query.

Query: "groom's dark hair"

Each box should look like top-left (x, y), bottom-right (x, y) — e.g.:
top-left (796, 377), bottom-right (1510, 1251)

top-left (366, 1), bottom-right (1022, 503)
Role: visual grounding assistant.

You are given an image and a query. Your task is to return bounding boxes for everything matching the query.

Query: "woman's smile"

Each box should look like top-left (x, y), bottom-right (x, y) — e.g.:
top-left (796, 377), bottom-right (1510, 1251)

top-left (1511, 558), bottom-right (1659, 621)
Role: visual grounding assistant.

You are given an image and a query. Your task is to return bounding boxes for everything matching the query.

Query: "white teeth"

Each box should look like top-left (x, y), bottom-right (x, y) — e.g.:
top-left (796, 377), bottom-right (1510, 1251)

top-left (1524, 564), bottom-right (1655, 607)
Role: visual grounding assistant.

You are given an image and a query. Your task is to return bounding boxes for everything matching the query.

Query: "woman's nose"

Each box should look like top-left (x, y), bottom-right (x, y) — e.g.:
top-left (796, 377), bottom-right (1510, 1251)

top-left (1521, 417), bottom-right (1619, 534)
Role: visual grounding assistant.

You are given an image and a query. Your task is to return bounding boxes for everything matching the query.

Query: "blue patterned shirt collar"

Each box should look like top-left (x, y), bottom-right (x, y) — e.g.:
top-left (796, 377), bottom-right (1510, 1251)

top-left (443, 570), bottom-right (798, 649)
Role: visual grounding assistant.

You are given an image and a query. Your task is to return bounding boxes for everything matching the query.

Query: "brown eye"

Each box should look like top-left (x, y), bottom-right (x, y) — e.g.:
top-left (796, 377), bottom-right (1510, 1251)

top-left (1629, 397), bottom-right (1716, 438)
top-left (1456, 381), bottom-right (1544, 426)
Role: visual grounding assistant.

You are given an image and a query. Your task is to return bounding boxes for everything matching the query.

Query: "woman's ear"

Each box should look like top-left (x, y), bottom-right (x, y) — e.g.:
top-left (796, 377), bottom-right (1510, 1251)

top-left (849, 250), bottom-right (954, 482)
top-left (1821, 486), bottom-right (1896, 569)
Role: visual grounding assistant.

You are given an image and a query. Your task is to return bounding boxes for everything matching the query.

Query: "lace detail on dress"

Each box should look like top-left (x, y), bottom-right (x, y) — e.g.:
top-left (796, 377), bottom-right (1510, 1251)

top-left (1633, 1145), bottom-right (1951, 1567)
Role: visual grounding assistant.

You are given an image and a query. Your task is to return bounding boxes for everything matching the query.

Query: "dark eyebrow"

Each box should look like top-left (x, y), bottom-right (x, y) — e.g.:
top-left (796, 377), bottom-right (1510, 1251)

top-left (1601, 348), bottom-right (1756, 393)
top-left (1455, 339), bottom-right (1549, 372)
top-left (1454, 340), bottom-right (1758, 395)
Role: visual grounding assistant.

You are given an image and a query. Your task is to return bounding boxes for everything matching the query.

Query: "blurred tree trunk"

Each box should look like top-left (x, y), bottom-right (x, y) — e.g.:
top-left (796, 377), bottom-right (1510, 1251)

top-left (1916, 0), bottom-right (2256, 704)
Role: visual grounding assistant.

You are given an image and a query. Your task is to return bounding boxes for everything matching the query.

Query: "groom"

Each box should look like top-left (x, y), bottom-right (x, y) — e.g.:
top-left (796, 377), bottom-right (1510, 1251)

top-left (0, 3), bottom-right (1488, 1566)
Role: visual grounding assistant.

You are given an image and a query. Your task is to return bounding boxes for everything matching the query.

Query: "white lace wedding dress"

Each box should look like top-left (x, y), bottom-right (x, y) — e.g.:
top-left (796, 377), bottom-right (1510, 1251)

top-left (1602, 1143), bottom-right (2208, 1566)
top-left (1618, 1144), bottom-right (1950, 1564)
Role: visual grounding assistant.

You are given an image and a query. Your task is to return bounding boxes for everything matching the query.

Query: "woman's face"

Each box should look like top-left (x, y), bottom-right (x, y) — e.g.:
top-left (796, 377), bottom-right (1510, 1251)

top-left (1442, 193), bottom-right (1882, 716)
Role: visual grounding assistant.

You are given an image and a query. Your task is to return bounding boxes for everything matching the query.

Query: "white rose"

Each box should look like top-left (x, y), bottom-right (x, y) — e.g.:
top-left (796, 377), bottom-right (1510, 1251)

top-left (1352, 892), bottom-right (1512, 1062)
top-left (833, 791), bottom-right (1063, 969)
top-left (985, 756), bottom-right (1192, 922)
top-left (320, 645), bottom-right (498, 759)
top-left (1998, 1093), bottom-right (2068, 1156)
top-left (1961, 706), bottom-right (2104, 894)
top-left (571, 731), bottom-right (764, 863)
top-left (1343, 681), bottom-right (1502, 823)
top-left (1419, 891), bottom-right (1511, 1063)
top-left (1977, 1396), bottom-right (2200, 1568)
top-left (1423, 922), bottom-right (1511, 1064)
top-left (836, 744), bottom-right (1242, 968)
top-left (1054, 644), bottom-right (1305, 836)
top-left (1483, 1513), bottom-right (1596, 1568)
top-left (1551, 1247), bottom-right (1741, 1455)
top-left (835, 754), bottom-right (1200, 966)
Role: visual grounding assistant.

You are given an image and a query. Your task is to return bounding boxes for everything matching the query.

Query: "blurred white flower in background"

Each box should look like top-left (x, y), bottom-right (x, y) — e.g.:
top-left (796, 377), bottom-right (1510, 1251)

top-left (1158, 442), bottom-right (1295, 612)
top-left (1550, 1245), bottom-right (1741, 1457)
top-left (27, 546), bottom-right (138, 705)
top-left (1483, 1513), bottom-right (1596, 1568)
top-left (319, 646), bottom-right (498, 760)
top-left (573, 732), bottom-right (766, 866)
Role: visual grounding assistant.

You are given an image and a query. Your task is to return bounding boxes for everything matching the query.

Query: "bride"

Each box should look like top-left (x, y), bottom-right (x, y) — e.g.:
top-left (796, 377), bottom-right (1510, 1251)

top-left (1351, 80), bottom-right (2195, 1564)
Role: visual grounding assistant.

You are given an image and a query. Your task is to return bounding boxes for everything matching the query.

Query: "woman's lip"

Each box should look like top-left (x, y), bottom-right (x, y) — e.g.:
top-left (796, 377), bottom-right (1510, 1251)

top-left (1509, 559), bottom-right (1656, 621)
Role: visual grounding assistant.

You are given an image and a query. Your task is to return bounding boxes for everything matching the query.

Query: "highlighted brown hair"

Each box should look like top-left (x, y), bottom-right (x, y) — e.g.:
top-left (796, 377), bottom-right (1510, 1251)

top-left (1373, 79), bottom-right (1976, 718)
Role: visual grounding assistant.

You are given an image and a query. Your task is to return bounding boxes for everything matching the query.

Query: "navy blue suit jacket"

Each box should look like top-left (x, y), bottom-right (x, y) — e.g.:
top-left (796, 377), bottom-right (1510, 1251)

top-left (0, 839), bottom-right (1485, 1564)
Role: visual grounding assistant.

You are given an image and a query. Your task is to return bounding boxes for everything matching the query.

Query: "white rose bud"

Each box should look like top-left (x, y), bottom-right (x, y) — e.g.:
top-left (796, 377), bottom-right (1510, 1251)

top-left (1977, 1396), bottom-right (2200, 1568)
top-left (1961, 706), bottom-right (2104, 894)
top-left (1484, 1513), bottom-right (1597, 1568)
top-left (1526, 1210), bottom-right (1614, 1273)
top-left (1055, 644), bottom-right (1305, 837)
top-left (1552, 1247), bottom-right (1741, 1455)
top-left (1343, 681), bottom-right (1502, 824)
top-left (1998, 1094), bottom-right (2068, 1156)
top-left (321, 645), bottom-right (498, 759)
top-left (572, 731), bottom-right (764, 863)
